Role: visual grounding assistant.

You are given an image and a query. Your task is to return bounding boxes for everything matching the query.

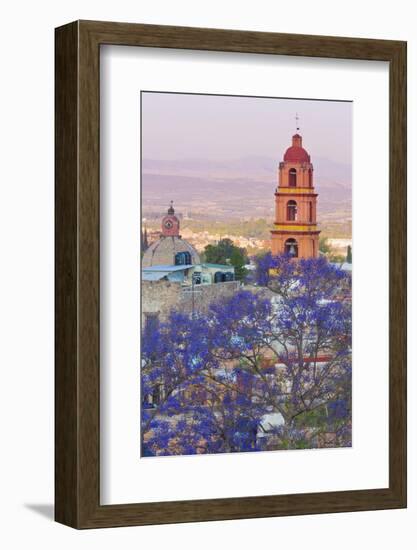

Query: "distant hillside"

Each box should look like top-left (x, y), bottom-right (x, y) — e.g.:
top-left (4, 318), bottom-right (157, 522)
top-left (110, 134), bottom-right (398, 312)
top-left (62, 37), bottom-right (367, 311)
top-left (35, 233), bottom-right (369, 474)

top-left (142, 156), bottom-right (351, 224)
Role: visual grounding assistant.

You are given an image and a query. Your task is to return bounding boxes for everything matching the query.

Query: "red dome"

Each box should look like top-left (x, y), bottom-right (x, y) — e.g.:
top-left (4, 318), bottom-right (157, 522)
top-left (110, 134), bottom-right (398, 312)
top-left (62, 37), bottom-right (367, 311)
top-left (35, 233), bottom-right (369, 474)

top-left (283, 146), bottom-right (310, 163)
top-left (283, 134), bottom-right (310, 163)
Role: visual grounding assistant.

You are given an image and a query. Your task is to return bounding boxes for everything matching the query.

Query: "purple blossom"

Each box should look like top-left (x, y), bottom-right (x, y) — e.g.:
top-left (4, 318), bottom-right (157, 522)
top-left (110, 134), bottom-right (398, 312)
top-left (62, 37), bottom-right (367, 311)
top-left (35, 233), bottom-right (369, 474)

top-left (141, 255), bottom-right (351, 456)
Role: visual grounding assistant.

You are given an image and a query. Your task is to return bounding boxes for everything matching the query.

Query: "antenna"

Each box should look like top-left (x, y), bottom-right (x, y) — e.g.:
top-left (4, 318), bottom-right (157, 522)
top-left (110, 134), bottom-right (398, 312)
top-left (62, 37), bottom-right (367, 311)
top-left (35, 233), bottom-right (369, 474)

top-left (295, 113), bottom-right (300, 132)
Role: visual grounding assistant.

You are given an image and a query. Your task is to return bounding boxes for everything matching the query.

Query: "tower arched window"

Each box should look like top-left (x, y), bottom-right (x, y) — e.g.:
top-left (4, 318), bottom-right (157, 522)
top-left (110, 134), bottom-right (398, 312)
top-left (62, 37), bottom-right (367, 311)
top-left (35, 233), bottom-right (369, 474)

top-left (285, 238), bottom-right (298, 258)
top-left (308, 169), bottom-right (313, 187)
top-left (287, 200), bottom-right (297, 221)
top-left (289, 168), bottom-right (297, 187)
top-left (309, 202), bottom-right (313, 222)
top-left (175, 251), bottom-right (192, 266)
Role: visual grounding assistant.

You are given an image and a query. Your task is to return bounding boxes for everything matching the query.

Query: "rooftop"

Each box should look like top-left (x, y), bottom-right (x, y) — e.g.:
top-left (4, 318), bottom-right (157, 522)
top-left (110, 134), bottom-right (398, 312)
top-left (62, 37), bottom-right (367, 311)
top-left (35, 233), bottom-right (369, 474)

top-left (142, 264), bottom-right (193, 272)
top-left (202, 263), bottom-right (234, 269)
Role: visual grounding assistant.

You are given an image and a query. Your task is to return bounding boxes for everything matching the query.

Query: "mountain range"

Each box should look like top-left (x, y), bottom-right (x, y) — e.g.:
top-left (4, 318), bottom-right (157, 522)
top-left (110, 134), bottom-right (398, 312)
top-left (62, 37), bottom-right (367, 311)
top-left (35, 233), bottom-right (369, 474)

top-left (142, 156), bottom-right (351, 223)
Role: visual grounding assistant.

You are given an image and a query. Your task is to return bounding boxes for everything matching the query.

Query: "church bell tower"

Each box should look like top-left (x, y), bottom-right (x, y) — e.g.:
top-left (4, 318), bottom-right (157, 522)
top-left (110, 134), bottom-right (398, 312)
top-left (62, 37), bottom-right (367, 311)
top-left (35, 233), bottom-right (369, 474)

top-left (271, 129), bottom-right (320, 258)
top-left (161, 201), bottom-right (180, 237)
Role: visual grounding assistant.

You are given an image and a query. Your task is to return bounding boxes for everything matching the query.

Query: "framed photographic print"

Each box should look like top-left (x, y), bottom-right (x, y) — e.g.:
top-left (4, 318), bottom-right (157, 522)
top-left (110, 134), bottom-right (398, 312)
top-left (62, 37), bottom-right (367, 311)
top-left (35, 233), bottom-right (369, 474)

top-left (55, 20), bottom-right (406, 528)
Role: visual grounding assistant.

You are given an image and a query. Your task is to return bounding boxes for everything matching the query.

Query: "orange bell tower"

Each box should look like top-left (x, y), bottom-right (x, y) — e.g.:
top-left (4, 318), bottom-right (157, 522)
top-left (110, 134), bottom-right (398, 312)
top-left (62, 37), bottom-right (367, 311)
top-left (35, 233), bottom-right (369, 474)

top-left (271, 129), bottom-right (320, 258)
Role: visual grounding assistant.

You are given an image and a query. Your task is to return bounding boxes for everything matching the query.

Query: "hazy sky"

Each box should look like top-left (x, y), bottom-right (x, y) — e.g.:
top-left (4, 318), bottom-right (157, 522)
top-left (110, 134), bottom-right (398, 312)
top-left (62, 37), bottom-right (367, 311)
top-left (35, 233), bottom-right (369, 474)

top-left (141, 92), bottom-right (352, 165)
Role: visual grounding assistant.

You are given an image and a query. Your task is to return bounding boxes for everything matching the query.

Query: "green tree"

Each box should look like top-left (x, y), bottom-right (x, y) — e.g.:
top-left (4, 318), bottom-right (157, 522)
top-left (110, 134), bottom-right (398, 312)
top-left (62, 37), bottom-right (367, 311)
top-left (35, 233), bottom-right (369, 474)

top-left (346, 245), bottom-right (352, 264)
top-left (204, 238), bottom-right (248, 281)
top-left (319, 237), bottom-right (331, 255)
top-left (230, 248), bottom-right (248, 281)
top-left (319, 237), bottom-right (347, 264)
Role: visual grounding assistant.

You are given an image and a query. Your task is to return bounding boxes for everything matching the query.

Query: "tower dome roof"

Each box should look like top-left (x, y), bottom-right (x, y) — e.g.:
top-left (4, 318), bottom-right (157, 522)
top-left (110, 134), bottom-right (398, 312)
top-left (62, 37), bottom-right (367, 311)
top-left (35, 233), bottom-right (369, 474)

top-left (283, 133), bottom-right (311, 163)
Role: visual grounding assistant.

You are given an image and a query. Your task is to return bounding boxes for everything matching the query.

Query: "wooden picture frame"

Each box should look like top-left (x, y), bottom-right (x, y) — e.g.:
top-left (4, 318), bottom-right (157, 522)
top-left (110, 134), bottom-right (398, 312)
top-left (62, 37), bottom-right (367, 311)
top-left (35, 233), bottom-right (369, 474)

top-left (55, 20), bottom-right (406, 528)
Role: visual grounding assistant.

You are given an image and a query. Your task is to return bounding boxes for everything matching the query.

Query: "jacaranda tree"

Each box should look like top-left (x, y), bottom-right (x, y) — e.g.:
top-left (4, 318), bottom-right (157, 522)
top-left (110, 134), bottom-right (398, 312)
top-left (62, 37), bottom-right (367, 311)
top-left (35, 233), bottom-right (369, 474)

top-left (141, 254), bottom-right (352, 456)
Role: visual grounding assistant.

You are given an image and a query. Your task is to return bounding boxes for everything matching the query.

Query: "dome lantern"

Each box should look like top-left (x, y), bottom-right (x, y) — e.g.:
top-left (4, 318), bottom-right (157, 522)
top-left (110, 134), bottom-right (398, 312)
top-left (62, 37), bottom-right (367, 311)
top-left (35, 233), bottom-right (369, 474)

top-left (161, 201), bottom-right (180, 237)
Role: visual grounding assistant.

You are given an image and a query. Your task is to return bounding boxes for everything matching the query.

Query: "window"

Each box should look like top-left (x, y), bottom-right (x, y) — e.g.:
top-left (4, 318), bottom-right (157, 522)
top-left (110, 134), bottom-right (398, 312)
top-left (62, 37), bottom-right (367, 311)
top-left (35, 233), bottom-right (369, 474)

top-left (214, 271), bottom-right (225, 283)
top-left (214, 271), bottom-right (234, 283)
top-left (285, 238), bottom-right (298, 258)
top-left (308, 168), bottom-right (313, 187)
top-left (289, 168), bottom-right (297, 187)
top-left (175, 251), bottom-right (192, 265)
top-left (287, 200), bottom-right (297, 221)
top-left (309, 202), bottom-right (313, 222)
top-left (192, 271), bottom-right (202, 285)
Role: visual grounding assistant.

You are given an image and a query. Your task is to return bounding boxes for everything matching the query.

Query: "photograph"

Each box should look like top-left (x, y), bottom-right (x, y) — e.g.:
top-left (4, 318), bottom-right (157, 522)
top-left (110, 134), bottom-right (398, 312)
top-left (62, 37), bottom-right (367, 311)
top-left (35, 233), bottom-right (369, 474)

top-left (140, 92), bottom-right (353, 457)
top-left (1, 1), bottom-right (407, 541)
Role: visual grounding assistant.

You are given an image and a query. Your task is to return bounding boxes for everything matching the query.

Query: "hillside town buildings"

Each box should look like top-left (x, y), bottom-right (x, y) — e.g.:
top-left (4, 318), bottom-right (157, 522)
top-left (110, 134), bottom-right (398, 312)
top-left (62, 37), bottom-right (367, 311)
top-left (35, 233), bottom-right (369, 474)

top-left (141, 129), bottom-right (352, 327)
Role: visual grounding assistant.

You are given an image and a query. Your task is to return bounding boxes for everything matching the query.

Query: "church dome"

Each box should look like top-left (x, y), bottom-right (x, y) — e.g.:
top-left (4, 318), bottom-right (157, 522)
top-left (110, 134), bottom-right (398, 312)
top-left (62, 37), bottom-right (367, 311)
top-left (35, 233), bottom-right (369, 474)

top-left (142, 202), bottom-right (201, 267)
top-left (142, 236), bottom-right (201, 267)
top-left (283, 133), bottom-right (311, 163)
top-left (283, 146), bottom-right (310, 163)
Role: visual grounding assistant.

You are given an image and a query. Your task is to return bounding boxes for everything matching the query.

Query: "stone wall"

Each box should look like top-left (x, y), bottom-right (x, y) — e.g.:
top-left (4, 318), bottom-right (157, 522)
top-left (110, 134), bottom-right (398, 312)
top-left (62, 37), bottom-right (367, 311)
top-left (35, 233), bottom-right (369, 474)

top-left (141, 280), bottom-right (241, 325)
